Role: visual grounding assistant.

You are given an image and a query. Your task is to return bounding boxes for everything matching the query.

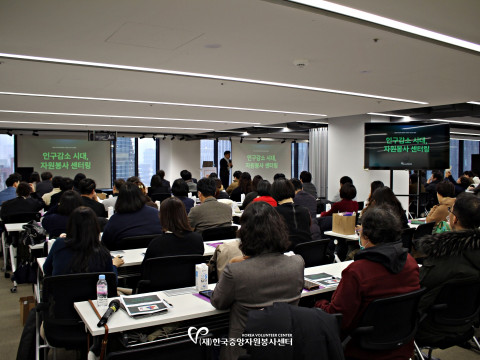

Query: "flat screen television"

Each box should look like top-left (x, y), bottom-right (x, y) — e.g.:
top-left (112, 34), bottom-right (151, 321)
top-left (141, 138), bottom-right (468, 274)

top-left (364, 123), bottom-right (450, 170)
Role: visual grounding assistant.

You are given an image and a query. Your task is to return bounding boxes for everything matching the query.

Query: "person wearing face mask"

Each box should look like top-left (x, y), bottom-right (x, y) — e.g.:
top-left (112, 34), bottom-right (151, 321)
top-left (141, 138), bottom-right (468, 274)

top-left (315, 205), bottom-right (420, 360)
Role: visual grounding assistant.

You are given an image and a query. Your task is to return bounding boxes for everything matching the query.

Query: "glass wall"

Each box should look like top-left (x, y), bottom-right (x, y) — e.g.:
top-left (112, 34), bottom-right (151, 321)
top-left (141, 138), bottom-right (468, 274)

top-left (217, 140), bottom-right (232, 171)
top-left (115, 137), bottom-right (135, 180)
top-left (463, 139), bottom-right (480, 174)
top-left (0, 134), bottom-right (15, 191)
top-left (138, 138), bottom-right (157, 184)
top-left (298, 142), bottom-right (309, 174)
top-left (449, 139), bottom-right (460, 179)
top-left (200, 139), bottom-right (214, 168)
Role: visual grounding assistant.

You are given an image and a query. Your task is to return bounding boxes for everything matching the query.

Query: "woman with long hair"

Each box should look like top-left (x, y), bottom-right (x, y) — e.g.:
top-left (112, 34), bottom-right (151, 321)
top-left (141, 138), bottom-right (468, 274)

top-left (43, 207), bottom-right (123, 276)
top-left (230, 172), bottom-right (252, 202)
top-left (143, 197), bottom-right (203, 262)
top-left (368, 186), bottom-right (409, 228)
top-left (42, 190), bottom-right (83, 238)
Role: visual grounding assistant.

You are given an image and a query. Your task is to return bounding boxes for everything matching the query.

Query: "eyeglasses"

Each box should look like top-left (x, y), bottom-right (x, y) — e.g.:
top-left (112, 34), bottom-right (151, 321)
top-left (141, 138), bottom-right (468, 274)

top-left (447, 207), bottom-right (457, 221)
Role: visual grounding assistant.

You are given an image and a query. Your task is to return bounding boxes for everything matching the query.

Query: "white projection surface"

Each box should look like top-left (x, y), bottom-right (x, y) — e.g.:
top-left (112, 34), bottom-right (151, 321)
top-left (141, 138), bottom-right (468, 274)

top-left (17, 135), bottom-right (112, 188)
top-left (231, 142), bottom-right (291, 181)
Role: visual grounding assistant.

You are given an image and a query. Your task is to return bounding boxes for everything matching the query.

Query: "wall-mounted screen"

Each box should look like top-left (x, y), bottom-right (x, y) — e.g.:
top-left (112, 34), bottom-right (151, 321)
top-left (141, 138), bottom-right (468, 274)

top-left (364, 123), bottom-right (450, 170)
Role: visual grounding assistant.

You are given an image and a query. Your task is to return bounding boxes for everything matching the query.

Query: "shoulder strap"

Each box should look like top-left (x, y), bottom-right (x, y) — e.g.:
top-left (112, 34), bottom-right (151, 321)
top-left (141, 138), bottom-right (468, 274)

top-left (88, 299), bottom-right (109, 360)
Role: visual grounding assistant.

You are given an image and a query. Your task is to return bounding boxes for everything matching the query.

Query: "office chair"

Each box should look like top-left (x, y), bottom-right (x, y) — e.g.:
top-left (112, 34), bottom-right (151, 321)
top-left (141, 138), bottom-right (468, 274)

top-left (415, 280), bottom-right (480, 360)
top-left (114, 234), bottom-right (160, 250)
top-left (37, 272), bottom-right (117, 358)
top-left (202, 225), bottom-right (238, 242)
top-left (137, 255), bottom-right (206, 293)
top-left (293, 239), bottom-right (330, 267)
top-left (1, 212), bottom-right (41, 224)
top-left (343, 288), bottom-right (426, 351)
top-left (413, 222), bottom-right (436, 240)
top-left (400, 227), bottom-right (416, 253)
top-left (149, 193), bottom-right (172, 203)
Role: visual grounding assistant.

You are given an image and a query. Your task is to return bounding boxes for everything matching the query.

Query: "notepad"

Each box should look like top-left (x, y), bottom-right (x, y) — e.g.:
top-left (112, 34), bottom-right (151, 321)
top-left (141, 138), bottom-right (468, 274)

top-left (120, 294), bottom-right (172, 317)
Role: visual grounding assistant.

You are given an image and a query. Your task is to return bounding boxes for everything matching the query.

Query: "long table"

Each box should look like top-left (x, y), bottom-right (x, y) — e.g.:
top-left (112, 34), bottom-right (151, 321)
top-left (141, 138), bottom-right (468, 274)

top-left (74, 260), bottom-right (351, 336)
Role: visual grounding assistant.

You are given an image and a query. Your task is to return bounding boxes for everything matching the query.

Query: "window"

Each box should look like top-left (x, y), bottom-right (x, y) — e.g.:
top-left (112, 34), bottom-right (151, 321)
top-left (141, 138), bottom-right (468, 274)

top-left (217, 140), bottom-right (231, 171)
top-left (291, 142), bottom-right (309, 178)
top-left (200, 139), bottom-right (214, 168)
top-left (138, 138), bottom-right (157, 184)
top-left (0, 134), bottom-right (15, 191)
top-left (449, 139), bottom-right (460, 179)
top-left (463, 140), bottom-right (479, 174)
top-left (116, 137), bottom-right (135, 180)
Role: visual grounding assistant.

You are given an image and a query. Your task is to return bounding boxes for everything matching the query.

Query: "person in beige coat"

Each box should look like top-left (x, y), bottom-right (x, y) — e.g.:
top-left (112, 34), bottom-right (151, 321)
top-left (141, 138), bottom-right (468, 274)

top-left (426, 181), bottom-right (455, 228)
top-left (211, 201), bottom-right (304, 360)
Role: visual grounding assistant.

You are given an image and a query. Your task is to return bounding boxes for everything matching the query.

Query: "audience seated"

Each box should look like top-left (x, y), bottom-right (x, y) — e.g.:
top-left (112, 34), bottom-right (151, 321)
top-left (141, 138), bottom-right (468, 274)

top-left (187, 177), bottom-right (232, 233)
top-left (230, 172), bottom-right (252, 202)
top-left (172, 179), bottom-right (195, 214)
top-left (128, 179), bottom-right (157, 209)
top-left (273, 173), bottom-right (286, 181)
top-left (226, 170), bottom-right (242, 195)
top-left (42, 176), bottom-right (63, 208)
top-left (316, 206), bottom-right (420, 360)
top-left (101, 182), bottom-right (162, 250)
top-left (0, 174), bottom-right (21, 205)
top-left (35, 171), bottom-right (53, 197)
top-left (72, 172), bottom-right (86, 193)
top-left (78, 178), bottom-right (107, 217)
top-left (320, 183), bottom-right (358, 217)
top-left (359, 180), bottom-right (384, 218)
top-left (214, 178), bottom-right (230, 200)
top-left (425, 171), bottom-right (444, 210)
top-left (102, 179), bottom-right (125, 211)
top-left (271, 179), bottom-right (311, 249)
top-left (299, 171), bottom-right (318, 198)
top-left (0, 182), bottom-right (44, 219)
top-left (291, 178), bottom-right (321, 240)
top-left (241, 175), bottom-right (263, 208)
top-left (415, 193), bottom-right (480, 346)
top-left (142, 197), bottom-right (203, 264)
top-left (148, 170), bottom-right (171, 195)
top-left (445, 170), bottom-right (471, 196)
top-left (331, 175), bottom-right (354, 203)
top-left (28, 172), bottom-right (41, 192)
top-left (180, 170), bottom-right (197, 192)
top-left (425, 180), bottom-right (455, 232)
top-left (48, 177), bottom-right (74, 211)
top-left (210, 201), bottom-right (304, 360)
top-left (251, 180), bottom-right (276, 207)
top-left (43, 207), bottom-right (123, 276)
top-left (42, 190), bottom-right (83, 239)
top-left (368, 186), bottom-right (408, 229)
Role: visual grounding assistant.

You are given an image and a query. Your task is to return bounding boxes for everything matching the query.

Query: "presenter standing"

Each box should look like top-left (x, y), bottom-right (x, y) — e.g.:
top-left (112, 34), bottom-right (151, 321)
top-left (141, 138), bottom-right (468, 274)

top-left (220, 151), bottom-right (233, 189)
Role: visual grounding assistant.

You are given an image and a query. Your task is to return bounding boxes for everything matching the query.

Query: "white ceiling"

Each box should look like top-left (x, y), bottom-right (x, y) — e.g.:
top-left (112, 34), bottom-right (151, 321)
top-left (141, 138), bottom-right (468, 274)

top-left (0, 0), bottom-right (479, 136)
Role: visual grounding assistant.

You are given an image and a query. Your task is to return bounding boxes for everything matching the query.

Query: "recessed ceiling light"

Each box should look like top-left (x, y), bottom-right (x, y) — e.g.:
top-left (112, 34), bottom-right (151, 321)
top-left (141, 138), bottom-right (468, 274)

top-left (467, 101), bottom-right (480, 105)
top-left (296, 120), bottom-right (328, 124)
top-left (0, 109), bottom-right (258, 125)
top-left (368, 112), bottom-right (408, 118)
top-left (0, 91), bottom-right (327, 117)
top-left (0, 53), bottom-right (427, 104)
top-left (287, 0), bottom-right (480, 53)
top-left (0, 119), bottom-right (212, 131)
top-left (450, 131), bottom-right (480, 136)
top-left (432, 118), bottom-right (480, 126)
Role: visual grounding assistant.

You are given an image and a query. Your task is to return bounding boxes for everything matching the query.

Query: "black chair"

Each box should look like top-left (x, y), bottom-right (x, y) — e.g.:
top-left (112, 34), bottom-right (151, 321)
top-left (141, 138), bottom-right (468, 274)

top-left (115, 234), bottom-right (160, 250)
top-left (1, 212), bottom-right (41, 224)
top-left (37, 272), bottom-right (117, 357)
top-left (137, 255), bottom-right (206, 293)
top-left (343, 288), bottom-right (426, 351)
top-left (413, 222), bottom-right (436, 240)
top-left (415, 280), bottom-right (480, 359)
top-left (202, 226), bottom-right (238, 242)
top-left (400, 227), bottom-right (416, 253)
top-left (293, 239), bottom-right (330, 267)
top-left (149, 193), bottom-right (172, 203)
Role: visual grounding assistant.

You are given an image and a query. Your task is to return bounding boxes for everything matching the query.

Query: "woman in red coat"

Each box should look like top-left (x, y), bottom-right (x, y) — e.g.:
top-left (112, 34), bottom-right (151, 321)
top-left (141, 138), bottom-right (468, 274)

top-left (316, 205), bottom-right (420, 360)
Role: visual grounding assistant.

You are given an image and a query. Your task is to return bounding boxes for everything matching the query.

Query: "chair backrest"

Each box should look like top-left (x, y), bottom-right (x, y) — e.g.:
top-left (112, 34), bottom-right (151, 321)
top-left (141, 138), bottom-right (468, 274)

top-left (400, 227), bottom-right (416, 252)
top-left (2, 212), bottom-right (41, 224)
top-left (137, 255), bottom-right (206, 293)
top-left (115, 234), bottom-right (160, 250)
top-left (349, 287), bottom-right (426, 350)
top-left (429, 280), bottom-right (480, 326)
top-left (202, 225), bottom-right (238, 242)
top-left (293, 239), bottom-right (330, 267)
top-left (413, 222), bottom-right (436, 240)
top-left (150, 193), bottom-right (172, 202)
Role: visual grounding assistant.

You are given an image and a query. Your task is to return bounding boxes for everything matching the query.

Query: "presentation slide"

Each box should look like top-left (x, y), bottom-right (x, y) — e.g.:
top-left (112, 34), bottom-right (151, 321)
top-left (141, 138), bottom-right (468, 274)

top-left (17, 135), bottom-right (112, 188)
top-left (231, 142), bottom-right (291, 181)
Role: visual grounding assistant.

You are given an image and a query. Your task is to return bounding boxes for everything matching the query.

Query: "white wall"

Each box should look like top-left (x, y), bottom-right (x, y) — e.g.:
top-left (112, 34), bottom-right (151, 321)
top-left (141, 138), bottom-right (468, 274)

top-left (159, 140), bottom-right (201, 183)
top-left (327, 115), bottom-right (409, 209)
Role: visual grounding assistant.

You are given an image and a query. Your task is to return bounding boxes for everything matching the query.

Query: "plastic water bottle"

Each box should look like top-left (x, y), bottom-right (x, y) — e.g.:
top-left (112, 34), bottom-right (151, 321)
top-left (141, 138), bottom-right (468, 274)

top-left (97, 275), bottom-right (108, 308)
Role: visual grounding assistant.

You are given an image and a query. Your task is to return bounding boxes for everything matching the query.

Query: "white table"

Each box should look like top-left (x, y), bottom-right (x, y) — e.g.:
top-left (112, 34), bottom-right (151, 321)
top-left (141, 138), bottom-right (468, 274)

top-left (2, 223), bottom-right (27, 290)
top-left (74, 260), bottom-right (351, 336)
top-left (323, 230), bottom-right (357, 241)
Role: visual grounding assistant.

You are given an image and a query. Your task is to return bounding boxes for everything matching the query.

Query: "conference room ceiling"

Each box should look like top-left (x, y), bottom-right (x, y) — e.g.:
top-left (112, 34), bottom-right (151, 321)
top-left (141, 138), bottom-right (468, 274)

top-left (0, 0), bottom-right (479, 139)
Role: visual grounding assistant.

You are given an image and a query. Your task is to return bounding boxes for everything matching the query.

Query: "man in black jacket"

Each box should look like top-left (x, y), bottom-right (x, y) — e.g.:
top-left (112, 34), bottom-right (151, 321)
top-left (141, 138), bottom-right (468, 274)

top-left (219, 151), bottom-right (232, 189)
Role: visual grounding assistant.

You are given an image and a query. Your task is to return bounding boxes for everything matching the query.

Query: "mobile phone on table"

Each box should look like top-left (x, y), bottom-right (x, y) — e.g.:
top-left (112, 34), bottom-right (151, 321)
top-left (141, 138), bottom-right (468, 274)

top-left (199, 290), bottom-right (214, 299)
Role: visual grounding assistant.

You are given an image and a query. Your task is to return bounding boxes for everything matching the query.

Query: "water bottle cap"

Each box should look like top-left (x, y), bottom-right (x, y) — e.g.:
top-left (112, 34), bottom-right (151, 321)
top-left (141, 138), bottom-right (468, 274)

top-left (99, 274), bottom-right (105, 280)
